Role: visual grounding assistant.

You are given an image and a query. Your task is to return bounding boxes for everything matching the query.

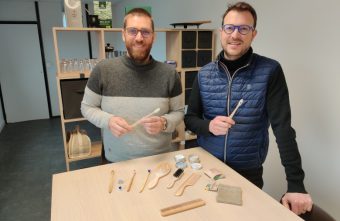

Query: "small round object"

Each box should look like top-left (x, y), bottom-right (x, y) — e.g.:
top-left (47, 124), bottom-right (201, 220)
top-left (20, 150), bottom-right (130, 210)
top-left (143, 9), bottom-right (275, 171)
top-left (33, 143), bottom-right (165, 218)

top-left (188, 154), bottom-right (200, 163)
top-left (190, 163), bottom-right (203, 170)
top-left (175, 161), bottom-right (187, 169)
top-left (174, 154), bottom-right (186, 163)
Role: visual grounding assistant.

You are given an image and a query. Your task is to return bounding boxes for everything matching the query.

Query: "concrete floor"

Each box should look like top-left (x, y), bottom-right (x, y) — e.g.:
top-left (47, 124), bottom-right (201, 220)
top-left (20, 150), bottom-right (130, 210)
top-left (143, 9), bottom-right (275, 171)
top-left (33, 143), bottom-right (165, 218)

top-left (0, 118), bottom-right (101, 221)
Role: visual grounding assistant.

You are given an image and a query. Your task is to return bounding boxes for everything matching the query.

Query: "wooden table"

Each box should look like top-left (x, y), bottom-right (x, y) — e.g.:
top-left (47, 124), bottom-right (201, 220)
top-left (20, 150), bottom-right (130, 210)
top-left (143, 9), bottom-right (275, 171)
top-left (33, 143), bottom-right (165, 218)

top-left (51, 147), bottom-right (303, 221)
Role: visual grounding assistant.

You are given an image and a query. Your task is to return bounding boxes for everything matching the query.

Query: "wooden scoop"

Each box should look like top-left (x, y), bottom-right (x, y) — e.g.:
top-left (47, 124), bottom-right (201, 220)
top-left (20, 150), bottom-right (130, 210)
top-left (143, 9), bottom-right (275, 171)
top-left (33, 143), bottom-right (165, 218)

top-left (175, 173), bottom-right (201, 196)
top-left (148, 162), bottom-right (171, 189)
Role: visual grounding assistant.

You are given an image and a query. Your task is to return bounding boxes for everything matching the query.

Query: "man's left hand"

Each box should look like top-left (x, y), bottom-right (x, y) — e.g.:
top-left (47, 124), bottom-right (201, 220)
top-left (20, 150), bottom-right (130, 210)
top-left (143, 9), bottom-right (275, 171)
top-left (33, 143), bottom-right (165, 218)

top-left (281, 192), bottom-right (313, 215)
top-left (140, 116), bottom-right (165, 135)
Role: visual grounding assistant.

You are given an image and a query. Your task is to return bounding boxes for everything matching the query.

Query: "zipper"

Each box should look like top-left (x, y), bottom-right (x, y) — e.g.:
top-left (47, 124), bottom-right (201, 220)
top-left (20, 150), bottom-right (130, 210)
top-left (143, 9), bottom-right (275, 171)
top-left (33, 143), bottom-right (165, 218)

top-left (218, 61), bottom-right (250, 163)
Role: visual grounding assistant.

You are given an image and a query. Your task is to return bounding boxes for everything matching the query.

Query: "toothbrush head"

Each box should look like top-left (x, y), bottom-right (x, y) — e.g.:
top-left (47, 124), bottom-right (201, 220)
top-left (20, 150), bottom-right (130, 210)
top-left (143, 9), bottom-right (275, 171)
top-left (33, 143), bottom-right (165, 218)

top-left (173, 168), bottom-right (184, 178)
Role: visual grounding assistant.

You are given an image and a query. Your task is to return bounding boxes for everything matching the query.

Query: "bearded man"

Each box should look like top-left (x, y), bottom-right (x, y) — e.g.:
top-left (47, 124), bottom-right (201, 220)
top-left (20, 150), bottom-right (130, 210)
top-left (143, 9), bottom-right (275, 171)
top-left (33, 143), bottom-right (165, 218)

top-left (81, 8), bottom-right (184, 163)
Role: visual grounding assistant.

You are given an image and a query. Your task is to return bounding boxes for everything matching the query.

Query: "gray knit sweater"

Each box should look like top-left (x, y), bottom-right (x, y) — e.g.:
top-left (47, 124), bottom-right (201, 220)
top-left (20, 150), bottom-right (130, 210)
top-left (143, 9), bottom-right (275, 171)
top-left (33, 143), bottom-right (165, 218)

top-left (81, 55), bottom-right (184, 162)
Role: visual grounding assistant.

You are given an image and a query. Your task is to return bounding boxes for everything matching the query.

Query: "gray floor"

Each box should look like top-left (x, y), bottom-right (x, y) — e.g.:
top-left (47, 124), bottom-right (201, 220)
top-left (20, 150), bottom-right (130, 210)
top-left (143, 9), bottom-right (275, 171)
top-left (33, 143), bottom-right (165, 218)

top-left (0, 118), bottom-right (101, 221)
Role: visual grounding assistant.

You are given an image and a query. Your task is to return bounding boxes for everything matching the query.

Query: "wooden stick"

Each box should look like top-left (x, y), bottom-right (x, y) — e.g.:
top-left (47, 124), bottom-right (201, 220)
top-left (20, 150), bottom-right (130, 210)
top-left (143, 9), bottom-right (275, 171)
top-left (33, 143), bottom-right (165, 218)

top-left (131, 108), bottom-right (160, 127)
top-left (139, 169), bottom-right (151, 193)
top-left (229, 99), bottom-right (244, 119)
top-left (160, 198), bottom-right (206, 217)
top-left (126, 170), bottom-right (136, 192)
top-left (108, 170), bottom-right (115, 193)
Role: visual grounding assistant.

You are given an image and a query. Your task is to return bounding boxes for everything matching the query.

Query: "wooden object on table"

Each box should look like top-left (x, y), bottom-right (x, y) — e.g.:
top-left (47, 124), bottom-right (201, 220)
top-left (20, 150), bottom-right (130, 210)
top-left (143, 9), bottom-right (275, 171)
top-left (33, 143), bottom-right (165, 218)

top-left (160, 198), bottom-right (206, 217)
top-left (148, 162), bottom-right (171, 189)
top-left (126, 170), bottom-right (136, 192)
top-left (108, 170), bottom-right (115, 193)
top-left (175, 173), bottom-right (201, 196)
top-left (51, 147), bottom-right (304, 221)
top-left (167, 168), bottom-right (184, 189)
top-left (139, 169), bottom-right (151, 193)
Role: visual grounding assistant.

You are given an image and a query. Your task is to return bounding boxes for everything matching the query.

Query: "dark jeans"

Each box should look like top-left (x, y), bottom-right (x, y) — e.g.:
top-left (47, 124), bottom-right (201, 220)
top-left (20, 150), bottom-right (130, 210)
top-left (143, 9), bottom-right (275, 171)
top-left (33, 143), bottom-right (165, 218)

top-left (234, 166), bottom-right (264, 189)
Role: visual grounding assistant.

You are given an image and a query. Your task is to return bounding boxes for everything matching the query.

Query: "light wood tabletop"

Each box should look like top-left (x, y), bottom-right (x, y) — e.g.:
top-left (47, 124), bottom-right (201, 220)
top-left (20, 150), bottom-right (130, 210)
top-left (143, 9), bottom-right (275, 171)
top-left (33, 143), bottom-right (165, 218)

top-left (51, 147), bottom-right (303, 221)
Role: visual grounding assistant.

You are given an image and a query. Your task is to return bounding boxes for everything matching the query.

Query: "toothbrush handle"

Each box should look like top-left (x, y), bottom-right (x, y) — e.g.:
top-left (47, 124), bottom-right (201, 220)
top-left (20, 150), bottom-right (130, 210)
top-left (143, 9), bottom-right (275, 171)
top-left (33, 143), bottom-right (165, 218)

top-left (148, 176), bottom-right (160, 189)
top-left (167, 177), bottom-right (179, 189)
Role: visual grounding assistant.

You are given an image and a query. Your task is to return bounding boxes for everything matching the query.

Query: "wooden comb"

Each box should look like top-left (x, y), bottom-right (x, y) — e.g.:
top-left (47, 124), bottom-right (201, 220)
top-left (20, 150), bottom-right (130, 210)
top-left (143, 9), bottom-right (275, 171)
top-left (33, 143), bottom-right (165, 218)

top-left (174, 173), bottom-right (201, 196)
top-left (160, 198), bottom-right (206, 217)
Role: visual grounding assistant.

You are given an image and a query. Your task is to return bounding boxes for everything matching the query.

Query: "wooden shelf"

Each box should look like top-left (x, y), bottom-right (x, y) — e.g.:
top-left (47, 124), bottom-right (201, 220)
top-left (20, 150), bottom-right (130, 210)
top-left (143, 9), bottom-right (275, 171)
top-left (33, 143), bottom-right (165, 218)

top-left (68, 141), bottom-right (102, 162)
top-left (57, 71), bottom-right (91, 80)
top-left (63, 117), bottom-right (87, 123)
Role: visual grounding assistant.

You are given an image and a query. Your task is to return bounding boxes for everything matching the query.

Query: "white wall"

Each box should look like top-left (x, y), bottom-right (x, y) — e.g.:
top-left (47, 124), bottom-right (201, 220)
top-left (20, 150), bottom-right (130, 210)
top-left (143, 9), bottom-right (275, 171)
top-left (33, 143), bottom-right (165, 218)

top-left (0, 1), bottom-right (61, 118)
top-left (112, 0), bottom-right (339, 219)
top-left (39, 1), bottom-right (64, 116)
top-left (0, 1), bottom-right (39, 126)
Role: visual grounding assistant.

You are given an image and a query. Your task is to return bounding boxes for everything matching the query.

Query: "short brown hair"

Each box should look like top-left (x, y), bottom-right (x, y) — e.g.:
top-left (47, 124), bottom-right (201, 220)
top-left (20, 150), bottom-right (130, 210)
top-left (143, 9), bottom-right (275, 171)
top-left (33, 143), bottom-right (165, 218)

top-left (222, 2), bottom-right (257, 28)
top-left (123, 8), bottom-right (154, 31)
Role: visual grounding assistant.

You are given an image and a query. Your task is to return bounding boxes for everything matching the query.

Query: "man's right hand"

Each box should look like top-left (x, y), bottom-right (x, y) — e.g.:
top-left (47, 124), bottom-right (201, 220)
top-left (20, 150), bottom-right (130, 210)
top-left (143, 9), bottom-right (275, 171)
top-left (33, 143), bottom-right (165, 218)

top-left (108, 116), bottom-right (132, 137)
top-left (209, 116), bottom-right (235, 136)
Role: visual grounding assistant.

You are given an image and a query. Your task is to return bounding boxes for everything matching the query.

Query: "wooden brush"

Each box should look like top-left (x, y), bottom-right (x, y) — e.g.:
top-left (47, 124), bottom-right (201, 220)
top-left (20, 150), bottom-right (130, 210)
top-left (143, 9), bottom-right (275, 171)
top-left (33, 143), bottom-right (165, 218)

top-left (167, 168), bottom-right (184, 189)
top-left (174, 173), bottom-right (201, 196)
top-left (148, 162), bottom-right (171, 189)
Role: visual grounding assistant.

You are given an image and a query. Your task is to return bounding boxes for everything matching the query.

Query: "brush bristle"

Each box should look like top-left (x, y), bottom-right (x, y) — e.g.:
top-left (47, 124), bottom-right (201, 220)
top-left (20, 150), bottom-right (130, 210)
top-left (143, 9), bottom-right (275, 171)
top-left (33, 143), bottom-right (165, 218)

top-left (173, 168), bottom-right (184, 177)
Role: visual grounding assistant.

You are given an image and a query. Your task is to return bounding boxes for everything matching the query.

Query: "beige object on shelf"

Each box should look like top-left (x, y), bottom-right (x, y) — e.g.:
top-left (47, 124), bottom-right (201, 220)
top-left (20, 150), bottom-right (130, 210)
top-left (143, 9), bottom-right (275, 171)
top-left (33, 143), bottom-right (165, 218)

top-left (64, 0), bottom-right (83, 27)
top-left (160, 198), bottom-right (206, 217)
top-left (68, 126), bottom-right (91, 159)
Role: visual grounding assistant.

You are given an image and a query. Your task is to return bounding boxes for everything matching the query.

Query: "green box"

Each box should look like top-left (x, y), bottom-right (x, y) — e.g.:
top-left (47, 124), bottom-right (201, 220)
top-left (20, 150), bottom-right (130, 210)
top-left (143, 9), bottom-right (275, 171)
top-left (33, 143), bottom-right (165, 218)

top-left (93, 1), bottom-right (112, 28)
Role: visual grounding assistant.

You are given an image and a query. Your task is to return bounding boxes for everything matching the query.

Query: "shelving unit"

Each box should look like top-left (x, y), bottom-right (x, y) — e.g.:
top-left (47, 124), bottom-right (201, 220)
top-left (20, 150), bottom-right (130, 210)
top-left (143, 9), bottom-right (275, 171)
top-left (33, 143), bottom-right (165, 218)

top-left (53, 27), bottom-right (214, 170)
top-left (166, 29), bottom-right (215, 147)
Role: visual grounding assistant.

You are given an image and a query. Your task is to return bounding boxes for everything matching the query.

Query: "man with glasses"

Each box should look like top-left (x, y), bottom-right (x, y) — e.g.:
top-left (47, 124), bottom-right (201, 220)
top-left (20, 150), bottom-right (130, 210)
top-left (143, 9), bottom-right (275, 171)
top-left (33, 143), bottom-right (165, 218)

top-left (184, 2), bottom-right (313, 216)
top-left (81, 8), bottom-right (184, 163)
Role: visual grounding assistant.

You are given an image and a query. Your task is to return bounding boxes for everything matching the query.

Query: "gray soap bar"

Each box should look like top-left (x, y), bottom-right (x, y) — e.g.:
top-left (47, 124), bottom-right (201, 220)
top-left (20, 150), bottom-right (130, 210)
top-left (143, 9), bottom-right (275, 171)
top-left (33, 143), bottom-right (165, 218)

top-left (216, 184), bottom-right (242, 206)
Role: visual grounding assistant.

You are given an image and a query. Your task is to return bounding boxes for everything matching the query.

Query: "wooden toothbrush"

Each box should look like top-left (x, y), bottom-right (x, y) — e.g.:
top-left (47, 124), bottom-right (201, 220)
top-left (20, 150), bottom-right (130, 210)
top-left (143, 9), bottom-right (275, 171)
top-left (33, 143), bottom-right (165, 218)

top-left (167, 168), bottom-right (184, 189)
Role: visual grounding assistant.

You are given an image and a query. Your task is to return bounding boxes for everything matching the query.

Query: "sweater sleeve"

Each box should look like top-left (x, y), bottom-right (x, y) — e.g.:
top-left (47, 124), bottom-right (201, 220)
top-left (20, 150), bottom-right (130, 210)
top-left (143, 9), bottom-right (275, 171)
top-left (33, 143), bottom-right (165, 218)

top-left (266, 65), bottom-right (307, 193)
top-left (184, 77), bottom-right (212, 136)
top-left (81, 66), bottom-right (114, 129)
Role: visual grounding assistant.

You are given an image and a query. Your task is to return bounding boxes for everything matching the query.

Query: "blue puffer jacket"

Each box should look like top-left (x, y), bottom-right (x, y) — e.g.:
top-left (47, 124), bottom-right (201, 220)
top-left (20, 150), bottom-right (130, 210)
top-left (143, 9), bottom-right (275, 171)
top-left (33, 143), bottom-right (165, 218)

top-left (197, 53), bottom-right (279, 170)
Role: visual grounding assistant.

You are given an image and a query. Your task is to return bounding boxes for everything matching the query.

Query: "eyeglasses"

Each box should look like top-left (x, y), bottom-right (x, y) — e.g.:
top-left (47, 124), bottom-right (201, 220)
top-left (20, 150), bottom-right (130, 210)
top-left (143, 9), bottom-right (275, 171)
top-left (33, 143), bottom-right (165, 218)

top-left (125, 27), bottom-right (153, 38)
top-left (222, 24), bottom-right (254, 35)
